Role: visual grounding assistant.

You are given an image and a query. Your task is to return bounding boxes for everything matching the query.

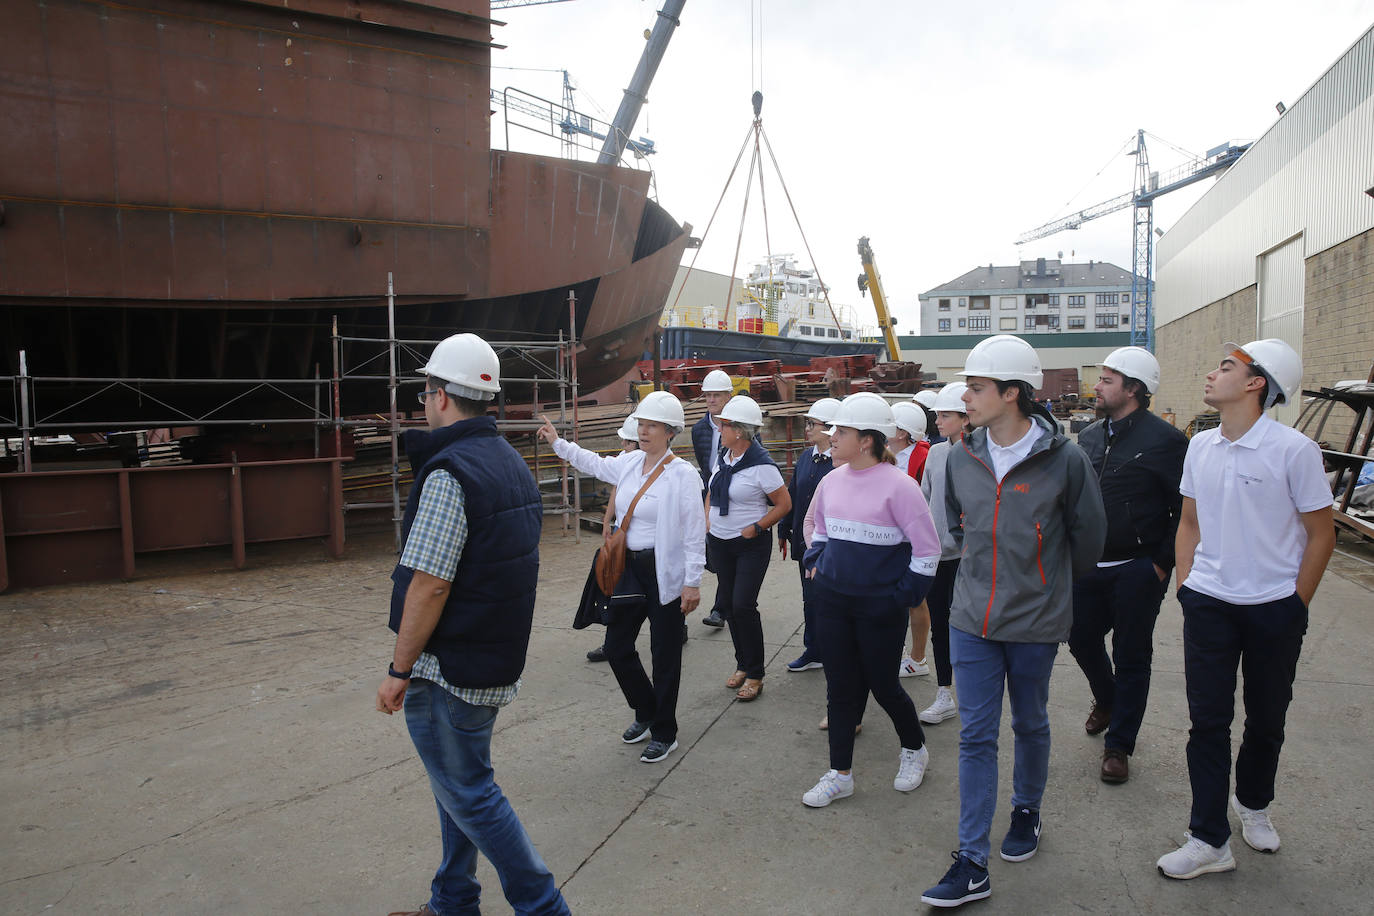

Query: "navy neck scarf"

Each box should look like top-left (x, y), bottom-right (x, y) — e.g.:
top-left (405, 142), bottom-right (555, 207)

top-left (709, 437), bottom-right (771, 516)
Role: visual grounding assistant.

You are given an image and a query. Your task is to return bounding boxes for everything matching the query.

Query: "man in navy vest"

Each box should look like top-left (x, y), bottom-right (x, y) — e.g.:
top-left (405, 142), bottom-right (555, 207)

top-left (692, 368), bottom-right (734, 627)
top-left (377, 333), bottom-right (568, 916)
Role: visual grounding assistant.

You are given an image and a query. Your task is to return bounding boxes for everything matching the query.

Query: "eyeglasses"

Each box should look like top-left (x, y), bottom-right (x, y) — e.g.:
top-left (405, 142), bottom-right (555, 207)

top-left (417, 387), bottom-right (441, 406)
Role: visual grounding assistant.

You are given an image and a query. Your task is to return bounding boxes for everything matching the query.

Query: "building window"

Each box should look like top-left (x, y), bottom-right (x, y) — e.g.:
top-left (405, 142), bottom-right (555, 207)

top-left (969, 315), bottom-right (991, 331)
top-left (938, 319), bottom-right (951, 332)
top-left (938, 298), bottom-right (951, 311)
top-left (1120, 314), bottom-right (1130, 326)
top-left (1122, 293), bottom-right (1130, 303)
top-left (969, 296), bottom-right (990, 310)
top-left (1095, 313), bottom-right (1118, 329)
top-left (828, 327), bottom-right (839, 338)
top-left (958, 318), bottom-right (966, 328)
top-left (1067, 295), bottom-right (1085, 307)
top-left (1024, 316), bottom-right (1037, 330)
top-left (1048, 315), bottom-right (1059, 329)
top-left (1000, 296), bottom-right (1017, 310)
top-left (1068, 316), bottom-right (1085, 329)
top-left (1000, 317), bottom-right (1018, 330)
top-left (800, 326), bottom-right (812, 336)
top-left (807, 303), bottom-right (816, 318)
top-left (958, 297), bottom-right (967, 307)
top-left (1049, 294), bottom-right (1060, 305)
top-left (1095, 293), bottom-right (1120, 306)
top-left (841, 330), bottom-right (852, 339)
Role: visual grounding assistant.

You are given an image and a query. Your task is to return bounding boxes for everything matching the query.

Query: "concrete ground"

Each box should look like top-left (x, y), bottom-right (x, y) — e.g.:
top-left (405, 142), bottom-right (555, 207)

top-left (2, 525), bottom-right (1372, 915)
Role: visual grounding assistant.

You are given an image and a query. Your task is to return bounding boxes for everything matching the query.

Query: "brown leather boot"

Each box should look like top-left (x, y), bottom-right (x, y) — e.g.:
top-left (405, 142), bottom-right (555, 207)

top-left (1084, 701), bottom-right (1112, 736)
top-left (1100, 748), bottom-right (1129, 784)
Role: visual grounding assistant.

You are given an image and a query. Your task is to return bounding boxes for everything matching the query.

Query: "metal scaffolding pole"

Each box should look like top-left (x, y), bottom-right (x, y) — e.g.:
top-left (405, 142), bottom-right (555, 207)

top-left (19, 350), bottom-right (31, 473)
top-left (387, 273), bottom-right (402, 552)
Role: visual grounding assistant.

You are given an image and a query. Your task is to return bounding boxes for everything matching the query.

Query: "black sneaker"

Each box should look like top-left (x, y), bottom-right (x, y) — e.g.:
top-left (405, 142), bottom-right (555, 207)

top-left (920, 851), bottom-right (991, 908)
top-left (1000, 806), bottom-right (1042, 862)
top-left (682, 622), bottom-right (689, 645)
top-left (702, 610), bottom-right (725, 628)
top-left (586, 644), bottom-right (608, 663)
top-left (621, 720), bottom-right (651, 744)
top-left (640, 739), bottom-right (678, 763)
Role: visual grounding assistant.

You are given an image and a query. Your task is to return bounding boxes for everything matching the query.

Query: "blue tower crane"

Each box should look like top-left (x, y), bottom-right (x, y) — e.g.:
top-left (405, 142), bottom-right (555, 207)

top-left (1016, 130), bottom-right (1249, 352)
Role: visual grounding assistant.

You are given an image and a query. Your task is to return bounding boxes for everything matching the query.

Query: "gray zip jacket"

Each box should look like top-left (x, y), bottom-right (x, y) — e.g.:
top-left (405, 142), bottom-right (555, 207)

top-left (921, 440), bottom-right (960, 561)
top-left (945, 415), bottom-right (1107, 643)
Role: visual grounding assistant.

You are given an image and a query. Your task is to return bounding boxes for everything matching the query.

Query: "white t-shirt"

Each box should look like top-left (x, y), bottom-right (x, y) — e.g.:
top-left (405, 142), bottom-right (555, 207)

top-left (987, 420), bottom-right (1044, 483)
top-left (1180, 415), bottom-right (1332, 604)
top-left (707, 449), bottom-right (785, 540)
top-left (895, 443), bottom-right (915, 472)
top-left (612, 452), bottom-right (672, 550)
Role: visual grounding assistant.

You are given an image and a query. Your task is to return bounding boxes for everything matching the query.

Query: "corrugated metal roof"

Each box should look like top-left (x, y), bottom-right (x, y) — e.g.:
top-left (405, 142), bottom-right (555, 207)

top-left (1156, 24), bottom-right (1374, 326)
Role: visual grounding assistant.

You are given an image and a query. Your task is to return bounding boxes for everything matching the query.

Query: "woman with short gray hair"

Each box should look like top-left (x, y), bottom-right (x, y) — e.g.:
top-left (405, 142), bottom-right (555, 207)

top-left (707, 395), bottom-right (791, 702)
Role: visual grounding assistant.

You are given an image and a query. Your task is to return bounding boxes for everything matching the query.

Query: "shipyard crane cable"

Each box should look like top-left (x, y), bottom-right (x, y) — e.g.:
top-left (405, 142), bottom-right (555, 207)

top-left (722, 110), bottom-right (763, 329)
top-left (1042, 133), bottom-right (1136, 228)
top-left (759, 127), bottom-right (845, 336)
top-left (666, 121), bottom-right (757, 318)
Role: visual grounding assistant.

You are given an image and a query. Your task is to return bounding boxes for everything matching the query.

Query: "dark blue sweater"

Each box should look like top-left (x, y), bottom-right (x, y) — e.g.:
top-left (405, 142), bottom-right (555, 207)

top-left (778, 445), bottom-right (833, 558)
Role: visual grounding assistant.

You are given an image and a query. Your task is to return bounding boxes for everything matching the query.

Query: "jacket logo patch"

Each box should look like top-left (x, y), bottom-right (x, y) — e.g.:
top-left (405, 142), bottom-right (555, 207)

top-left (1013, 483), bottom-right (1030, 494)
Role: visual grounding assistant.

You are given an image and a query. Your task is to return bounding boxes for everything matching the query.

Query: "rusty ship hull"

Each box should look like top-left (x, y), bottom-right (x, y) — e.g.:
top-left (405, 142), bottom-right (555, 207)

top-left (0, 0), bottom-right (689, 421)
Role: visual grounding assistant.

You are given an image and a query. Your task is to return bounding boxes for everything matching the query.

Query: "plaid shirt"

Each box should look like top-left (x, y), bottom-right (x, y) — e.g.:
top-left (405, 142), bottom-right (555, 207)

top-left (399, 469), bottom-right (520, 708)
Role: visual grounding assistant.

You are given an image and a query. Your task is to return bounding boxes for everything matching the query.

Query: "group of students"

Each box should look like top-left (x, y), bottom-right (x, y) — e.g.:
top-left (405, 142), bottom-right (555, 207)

top-left (537, 331), bottom-right (1336, 909)
top-left (382, 328), bottom-right (1335, 915)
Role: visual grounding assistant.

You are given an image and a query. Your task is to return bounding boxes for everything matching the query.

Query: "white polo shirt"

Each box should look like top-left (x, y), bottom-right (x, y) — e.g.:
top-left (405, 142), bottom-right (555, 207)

top-left (987, 420), bottom-right (1045, 483)
top-left (707, 449), bottom-right (785, 540)
top-left (1180, 414), bottom-right (1331, 604)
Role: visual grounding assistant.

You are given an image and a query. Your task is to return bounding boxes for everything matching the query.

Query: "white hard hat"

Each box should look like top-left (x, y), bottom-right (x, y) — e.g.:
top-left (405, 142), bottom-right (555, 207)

top-left (931, 382), bottom-right (969, 413)
top-left (419, 333), bottom-right (501, 399)
top-left (958, 334), bottom-right (1043, 388)
top-left (1102, 346), bottom-right (1161, 395)
top-left (913, 390), bottom-right (939, 409)
top-left (633, 390), bottom-right (686, 429)
top-left (828, 391), bottom-right (896, 438)
top-left (719, 394), bottom-right (764, 427)
top-left (617, 415), bottom-right (639, 441)
top-left (701, 369), bottom-right (734, 392)
top-left (1223, 339), bottom-right (1303, 408)
top-left (805, 397), bottom-right (842, 425)
top-left (891, 401), bottom-right (928, 439)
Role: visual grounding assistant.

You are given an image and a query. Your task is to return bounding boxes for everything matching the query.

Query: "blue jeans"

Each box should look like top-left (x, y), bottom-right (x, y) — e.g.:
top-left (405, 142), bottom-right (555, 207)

top-left (949, 626), bottom-right (1059, 867)
top-left (404, 679), bottom-right (569, 916)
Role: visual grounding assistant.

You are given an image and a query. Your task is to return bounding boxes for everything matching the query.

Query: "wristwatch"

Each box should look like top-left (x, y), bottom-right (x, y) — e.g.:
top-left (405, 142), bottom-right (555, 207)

top-left (388, 663), bottom-right (413, 680)
top-left (752, 522), bottom-right (766, 537)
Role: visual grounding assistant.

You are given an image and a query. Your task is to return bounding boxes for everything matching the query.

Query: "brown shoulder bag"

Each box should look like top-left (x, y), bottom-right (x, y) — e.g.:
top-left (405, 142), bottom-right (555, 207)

top-left (596, 454), bottom-right (674, 595)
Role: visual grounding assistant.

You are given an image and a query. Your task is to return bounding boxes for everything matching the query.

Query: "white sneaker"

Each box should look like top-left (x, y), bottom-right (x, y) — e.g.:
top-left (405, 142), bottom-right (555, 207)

top-left (802, 769), bottom-right (855, 808)
top-left (1156, 834), bottom-right (1236, 879)
top-left (894, 745), bottom-right (929, 792)
top-left (920, 687), bottom-right (958, 724)
top-left (899, 654), bottom-right (930, 678)
top-left (1231, 795), bottom-right (1280, 852)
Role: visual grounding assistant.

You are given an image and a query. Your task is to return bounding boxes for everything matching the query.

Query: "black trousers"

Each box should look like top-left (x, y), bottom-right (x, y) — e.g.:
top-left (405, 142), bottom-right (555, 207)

top-left (926, 559), bottom-right (960, 687)
top-left (795, 558), bottom-right (816, 653)
top-left (1068, 556), bottom-right (1167, 754)
top-left (1179, 585), bottom-right (1308, 847)
top-left (604, 549), bottom-right (683, 744)
top-left (813, 581), bottom-right (926, 771)
top-left (708, 531), bottom-right (771, 679)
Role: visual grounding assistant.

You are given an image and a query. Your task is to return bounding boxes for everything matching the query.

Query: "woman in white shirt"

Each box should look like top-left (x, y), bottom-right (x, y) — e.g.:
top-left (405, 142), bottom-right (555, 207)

top-left (538, 392), bottom-right (705, 764)
top-left (707, 395), bottom-right (792, 702)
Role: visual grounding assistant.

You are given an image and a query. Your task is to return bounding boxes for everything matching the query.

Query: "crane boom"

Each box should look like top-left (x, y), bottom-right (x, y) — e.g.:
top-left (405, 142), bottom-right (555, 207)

top-left (857, 237), bottom-right (902, 362)
top-left (1013, 131), bottom-right (1250, 351)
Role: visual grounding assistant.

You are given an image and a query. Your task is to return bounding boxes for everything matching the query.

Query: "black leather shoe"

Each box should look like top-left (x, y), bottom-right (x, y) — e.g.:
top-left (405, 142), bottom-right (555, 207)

top-left (586, 644), bottom-right (608, 663)
top-left (702, 610), bottom-right (725, 628)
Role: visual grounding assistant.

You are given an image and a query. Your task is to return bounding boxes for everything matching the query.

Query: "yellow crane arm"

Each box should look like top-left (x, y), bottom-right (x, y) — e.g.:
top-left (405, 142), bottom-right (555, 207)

top-left (858, 236), bottom-right (901, 361)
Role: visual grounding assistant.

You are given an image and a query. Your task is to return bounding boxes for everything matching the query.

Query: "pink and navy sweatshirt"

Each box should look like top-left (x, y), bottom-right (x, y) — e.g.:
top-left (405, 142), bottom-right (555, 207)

top-left (803, 461), bottom-right (942, 607)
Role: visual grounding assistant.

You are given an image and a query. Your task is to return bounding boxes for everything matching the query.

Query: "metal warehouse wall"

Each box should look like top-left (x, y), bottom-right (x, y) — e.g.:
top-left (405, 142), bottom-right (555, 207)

top-left (1155, 25), bottom-right (1374, 327)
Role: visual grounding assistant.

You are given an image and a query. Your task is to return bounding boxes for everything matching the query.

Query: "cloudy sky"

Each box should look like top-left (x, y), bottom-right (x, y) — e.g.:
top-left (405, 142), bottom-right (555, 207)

top-left (491, 0), bottom-right (1373, 333)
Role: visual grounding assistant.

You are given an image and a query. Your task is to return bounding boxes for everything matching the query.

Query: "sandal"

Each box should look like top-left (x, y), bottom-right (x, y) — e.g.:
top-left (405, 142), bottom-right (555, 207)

top-left (817, 715), bottom-right (860, 734)
top-left (736, 678), bottom-right (763, 701)
top-left (726, 670), bottom-right (747, 689)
